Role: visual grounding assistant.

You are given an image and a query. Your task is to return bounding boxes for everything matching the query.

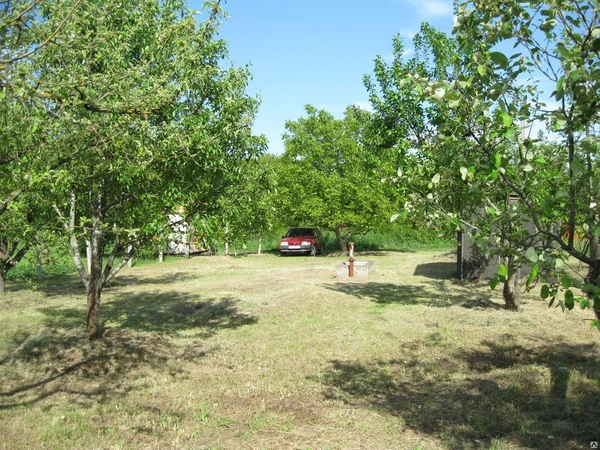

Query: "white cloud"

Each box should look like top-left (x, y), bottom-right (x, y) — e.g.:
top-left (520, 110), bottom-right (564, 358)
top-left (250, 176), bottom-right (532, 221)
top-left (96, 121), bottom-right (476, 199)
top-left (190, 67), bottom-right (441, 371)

top-left (398, 0), bottom-right (453, 18)
top-left (354, 101), bottom-right (374, 112)
top-left (422, 0), bottom-right (453, 16)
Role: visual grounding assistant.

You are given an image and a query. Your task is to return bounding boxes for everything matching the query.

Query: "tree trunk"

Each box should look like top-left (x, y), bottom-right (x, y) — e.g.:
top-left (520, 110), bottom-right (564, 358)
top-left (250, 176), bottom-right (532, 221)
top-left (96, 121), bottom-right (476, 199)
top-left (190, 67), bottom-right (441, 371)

top-left (86, 239), bottom-right (92, 274)
top-left (257, 235), bottom-right (262, 255)
top-left (87, 198), bottom-right (105, 341)
top-left (0, 270), bottom-right (5, 294)
top-left (585, 260), bottom-right (600, 321)
top-left (36, 248), bottom-right (43, 280)
top-left (334, 225), bottom-right (346, 251)
top-left (87, 281), bottom-right (103, 340)
top-left (0, 240), bottom-right (30, 295)
top-left (503, 265), bottom-right (521, 311)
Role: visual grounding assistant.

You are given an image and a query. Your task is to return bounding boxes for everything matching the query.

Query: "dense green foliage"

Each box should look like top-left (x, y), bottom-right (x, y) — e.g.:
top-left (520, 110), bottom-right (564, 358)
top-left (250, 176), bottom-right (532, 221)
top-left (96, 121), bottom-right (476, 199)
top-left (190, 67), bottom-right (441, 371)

top-left (1, 0), bottom-right (266, 339)
top-left (277, 105), bottom-right (402, 250)
top-left (368, 0), bottom-right (599, 324)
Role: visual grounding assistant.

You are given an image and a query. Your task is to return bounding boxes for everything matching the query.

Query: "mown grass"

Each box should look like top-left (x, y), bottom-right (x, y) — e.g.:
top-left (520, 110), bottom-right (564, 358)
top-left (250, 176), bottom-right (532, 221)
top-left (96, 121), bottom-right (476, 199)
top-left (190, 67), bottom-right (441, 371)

top-left (1, 249), bottom-right (599, 449)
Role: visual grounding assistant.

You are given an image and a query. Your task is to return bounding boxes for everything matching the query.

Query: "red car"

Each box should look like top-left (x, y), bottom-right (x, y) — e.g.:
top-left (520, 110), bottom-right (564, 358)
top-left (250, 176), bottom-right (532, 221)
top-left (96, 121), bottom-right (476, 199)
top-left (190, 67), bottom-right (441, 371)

top-left (279, 227), bottom-right (324, 256)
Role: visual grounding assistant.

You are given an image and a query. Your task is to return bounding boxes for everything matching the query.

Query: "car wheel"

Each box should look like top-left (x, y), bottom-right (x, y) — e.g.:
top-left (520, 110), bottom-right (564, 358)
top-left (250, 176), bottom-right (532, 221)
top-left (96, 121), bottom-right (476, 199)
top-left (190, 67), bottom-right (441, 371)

top-left (309, 245), bottom-right (316, 256)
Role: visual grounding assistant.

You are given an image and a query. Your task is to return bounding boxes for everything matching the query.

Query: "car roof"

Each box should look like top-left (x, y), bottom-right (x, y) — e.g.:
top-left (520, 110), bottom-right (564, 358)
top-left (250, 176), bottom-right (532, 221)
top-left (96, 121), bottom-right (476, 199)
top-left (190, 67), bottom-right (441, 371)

top-left (287, 227), bottom-right (317, 236)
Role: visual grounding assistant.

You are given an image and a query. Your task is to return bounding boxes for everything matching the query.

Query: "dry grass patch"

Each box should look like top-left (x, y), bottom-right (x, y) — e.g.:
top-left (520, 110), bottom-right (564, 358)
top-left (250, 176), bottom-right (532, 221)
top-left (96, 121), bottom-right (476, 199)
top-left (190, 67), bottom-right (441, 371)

top-left (1, 249), bottom-right (599, 449)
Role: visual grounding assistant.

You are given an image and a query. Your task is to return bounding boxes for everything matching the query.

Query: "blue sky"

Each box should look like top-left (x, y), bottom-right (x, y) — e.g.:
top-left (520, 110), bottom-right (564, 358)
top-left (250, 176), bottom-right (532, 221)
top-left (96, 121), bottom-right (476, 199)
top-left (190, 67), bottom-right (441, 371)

top-left (190, 0), bottom-right (456, 154)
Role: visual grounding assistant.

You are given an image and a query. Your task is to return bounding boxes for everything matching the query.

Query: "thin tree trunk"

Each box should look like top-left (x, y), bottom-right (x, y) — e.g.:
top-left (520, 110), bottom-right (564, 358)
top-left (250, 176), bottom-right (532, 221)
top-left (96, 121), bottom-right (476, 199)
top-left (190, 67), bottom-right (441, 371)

top-left (0, 239), bottom-right (30, 295)
top-left (503, 264), bottom-right (521, 311)
top-left (585, 261), bottom-right (600, 320)
top-left (36, 247), bottom-right (43, 280)
top-left (257, 235), bottom-right (262, 255)
top-left (55, 193), bottom-right (89, 290)
top-left (334, 225), bottom-right (346, 251)
top-left (86, 190), bottom-right (105, 341)
top-left (86, 239), bottom-right (92, 274)
top-left (0, 270), bottom-right (5, 294)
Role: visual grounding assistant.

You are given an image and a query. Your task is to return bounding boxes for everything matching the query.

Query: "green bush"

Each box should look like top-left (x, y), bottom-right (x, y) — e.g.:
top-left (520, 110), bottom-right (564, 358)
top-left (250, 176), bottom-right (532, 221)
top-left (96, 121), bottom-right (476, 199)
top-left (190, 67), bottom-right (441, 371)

top-left (239, 224), bottom-right (453, 254)
top-left (8, 248), bottom-right (76, 281)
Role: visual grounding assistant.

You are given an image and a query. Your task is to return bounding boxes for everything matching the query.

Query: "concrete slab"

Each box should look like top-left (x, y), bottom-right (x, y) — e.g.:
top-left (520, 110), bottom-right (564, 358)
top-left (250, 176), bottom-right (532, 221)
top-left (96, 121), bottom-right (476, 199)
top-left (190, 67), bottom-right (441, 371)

top-left (335, 260), bottom-right (376, 277)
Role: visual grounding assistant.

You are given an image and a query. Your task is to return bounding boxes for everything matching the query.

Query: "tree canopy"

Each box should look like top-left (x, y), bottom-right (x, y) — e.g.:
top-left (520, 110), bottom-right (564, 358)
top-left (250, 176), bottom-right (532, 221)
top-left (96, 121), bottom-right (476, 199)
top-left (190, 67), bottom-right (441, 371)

top-left (278, 104), bottom-right (400, 249)
top-left (371, 0), bottom-right (599, 324)
top-left (1, 0), bottom-right (266, 339)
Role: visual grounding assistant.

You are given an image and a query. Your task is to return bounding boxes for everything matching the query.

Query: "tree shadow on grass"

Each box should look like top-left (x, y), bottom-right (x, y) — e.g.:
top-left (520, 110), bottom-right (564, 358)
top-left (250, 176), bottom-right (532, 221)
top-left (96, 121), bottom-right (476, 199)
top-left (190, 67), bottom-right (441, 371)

top-left (322, 280), bottom-right (502, 309)
top-left (101, 291), bottom-right (258, 337)
top-left (104, 271), bottom-right (200, 289)
top-left (413, 261), bottom-right (457, 279)
top-left (22, 272), bottom-right (203, 298)
top-left (5, 273), bottom-right (84, 296)
top-left (0, 291), bottom-right (257, 410)
top-left (36, 290), bottom-right (258, 339)
top-left (0, 327), bottom-right (210, 410)
top-left (315, 338), bottom-right (600, 449)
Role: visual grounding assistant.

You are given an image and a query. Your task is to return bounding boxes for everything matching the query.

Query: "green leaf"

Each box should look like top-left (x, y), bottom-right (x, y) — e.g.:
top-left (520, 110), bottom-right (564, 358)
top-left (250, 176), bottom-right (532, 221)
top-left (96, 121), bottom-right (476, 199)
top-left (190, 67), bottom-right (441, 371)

top-left (460, 167), bottom-right (468, 180)
top-left (500, 111), bottom-right (513, 127)
top-left (498, 264), bottom-right (508, 277)
top-left (582, 284), bottom-right (599, 295)
top-left (525, 247), bottom-right (538, 263)
top-left (580, 298), bottom-right (590, 309)
top-left (542, 199), bottom-right (553, 216)
top-left (494, 153), bottom-right (501, 168)
top-left (431, 173), bottom-right (441, 184)
top-left (490, 277), bottom-right (498, 290)
top-left (541, 284), bottom-right (550, 299)
top-left (560, 277), bottom-right (572, 289)
top-left (540, 19), bottom-right (557, 32)
top-left (477, 65), bottom-right (487, 76)
top-left (490, 51), bottom-right (509, 68)
top-left (564, 290), bottom-right (575, 309)
top-left (527, 264), bottom-right (539, 286)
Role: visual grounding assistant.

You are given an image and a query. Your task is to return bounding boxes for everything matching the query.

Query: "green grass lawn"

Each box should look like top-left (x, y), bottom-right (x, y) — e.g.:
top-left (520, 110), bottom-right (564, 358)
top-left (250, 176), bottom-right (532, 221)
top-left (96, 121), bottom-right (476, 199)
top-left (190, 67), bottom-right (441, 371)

top-left (1, 249), bottom-right (598, 449)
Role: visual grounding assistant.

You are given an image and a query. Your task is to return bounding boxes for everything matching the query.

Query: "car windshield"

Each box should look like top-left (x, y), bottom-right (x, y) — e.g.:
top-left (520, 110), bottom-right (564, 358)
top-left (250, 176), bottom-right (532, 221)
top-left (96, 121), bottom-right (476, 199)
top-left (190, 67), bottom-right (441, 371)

top-left (285, 228), bottom-right (314, 237)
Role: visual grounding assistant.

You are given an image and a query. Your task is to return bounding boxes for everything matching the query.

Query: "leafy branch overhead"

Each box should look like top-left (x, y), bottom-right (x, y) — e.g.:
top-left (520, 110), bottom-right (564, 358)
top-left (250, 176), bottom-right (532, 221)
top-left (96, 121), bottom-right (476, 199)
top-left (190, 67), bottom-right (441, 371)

top-left (366, 1), bottom-right (599, 325)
